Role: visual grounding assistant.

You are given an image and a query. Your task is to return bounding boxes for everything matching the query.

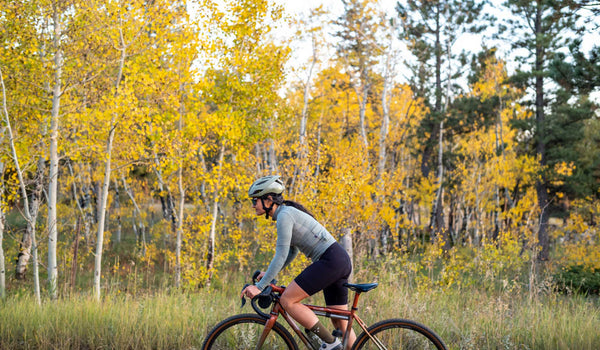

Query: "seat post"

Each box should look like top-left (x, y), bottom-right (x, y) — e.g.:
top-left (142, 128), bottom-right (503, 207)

top-left (350, 291), bottom-right (362, 312)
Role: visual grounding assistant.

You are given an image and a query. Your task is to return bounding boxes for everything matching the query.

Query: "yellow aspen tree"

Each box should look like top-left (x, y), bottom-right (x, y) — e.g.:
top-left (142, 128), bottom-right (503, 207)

top-left (89, 0), bottom-right (135, 301)
top-left (139, 4), bottom-right (199, 288)
top-left (1, 67), bottom-right (42, 304)
top-left (380, 84), bottom-right (427, 250)
top-left (83, 0), bottom-right (195, 299)
top-left (192, 0), bottom-right (290, 285)
top-left (0, 0), bottom-right (48, 297)
top-left (46, 0), bottom-right (66, 300)
top-left (452, 54), bottom-right (540, 248)
top-left (287, 6), bottom-right (329, 194)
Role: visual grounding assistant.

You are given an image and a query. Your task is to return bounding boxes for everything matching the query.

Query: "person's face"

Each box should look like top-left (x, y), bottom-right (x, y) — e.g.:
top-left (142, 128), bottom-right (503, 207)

top-left (251, 196), bottom-right (271, 215)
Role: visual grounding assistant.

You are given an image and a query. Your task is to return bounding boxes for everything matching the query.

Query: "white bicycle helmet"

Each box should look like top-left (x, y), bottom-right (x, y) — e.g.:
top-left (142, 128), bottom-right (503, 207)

top-left (248, 175), bottom-right (285, 198)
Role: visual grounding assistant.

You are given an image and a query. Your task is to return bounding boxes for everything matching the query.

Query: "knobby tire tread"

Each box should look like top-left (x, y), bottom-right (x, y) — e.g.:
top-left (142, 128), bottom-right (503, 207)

top-left (352, 318), bottom-right (447, 350)
top-left (201, 313), bottom-right (298, 350)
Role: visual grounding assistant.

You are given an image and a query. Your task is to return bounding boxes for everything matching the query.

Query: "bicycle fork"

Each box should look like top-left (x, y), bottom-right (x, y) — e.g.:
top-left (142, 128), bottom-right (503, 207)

top-left (256, 303), bottom-right (318, 350)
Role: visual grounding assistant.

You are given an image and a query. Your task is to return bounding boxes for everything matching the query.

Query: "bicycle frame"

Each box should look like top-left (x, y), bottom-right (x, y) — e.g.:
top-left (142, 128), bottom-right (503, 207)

top-left (257, 283), bottom-right (384, 350)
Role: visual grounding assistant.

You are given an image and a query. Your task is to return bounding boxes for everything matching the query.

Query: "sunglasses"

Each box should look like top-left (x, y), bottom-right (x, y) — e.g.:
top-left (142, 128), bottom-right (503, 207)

top-left (251, 198), bottom-right (259, 206)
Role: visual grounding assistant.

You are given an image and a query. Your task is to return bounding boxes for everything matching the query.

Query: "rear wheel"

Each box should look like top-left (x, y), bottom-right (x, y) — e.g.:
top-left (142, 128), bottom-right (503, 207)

top-left (201, 313), bottom-right (298, 350)
top-left (352, 318), bottom-right (447, 350)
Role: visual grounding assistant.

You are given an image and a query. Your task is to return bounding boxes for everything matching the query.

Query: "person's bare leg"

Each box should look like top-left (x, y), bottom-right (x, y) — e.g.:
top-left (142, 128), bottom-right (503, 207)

top-left (279, 281), bottom-right (319, 328)
top-left (328, 304), bottom-right (356, 350)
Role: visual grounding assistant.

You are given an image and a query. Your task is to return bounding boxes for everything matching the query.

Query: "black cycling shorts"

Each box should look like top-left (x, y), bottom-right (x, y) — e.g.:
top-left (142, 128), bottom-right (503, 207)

top-left (294, 242), bottom-right (352, 306)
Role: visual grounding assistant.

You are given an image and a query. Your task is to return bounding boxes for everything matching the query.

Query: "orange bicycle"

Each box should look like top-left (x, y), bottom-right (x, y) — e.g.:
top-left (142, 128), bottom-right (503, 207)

top-left (201, 271), bottom-right (448, 349)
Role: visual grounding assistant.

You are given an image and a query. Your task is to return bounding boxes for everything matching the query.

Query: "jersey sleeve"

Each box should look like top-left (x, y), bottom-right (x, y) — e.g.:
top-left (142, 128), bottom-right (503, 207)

top-left (255, 211), bottom-right (295, 290)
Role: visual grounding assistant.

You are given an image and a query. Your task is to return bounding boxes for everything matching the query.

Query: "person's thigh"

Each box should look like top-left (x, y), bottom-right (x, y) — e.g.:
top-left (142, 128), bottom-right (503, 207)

top-left (295, 243), bottom-right (352, 297)
top-left (281, 280), bottom-right (310, 303)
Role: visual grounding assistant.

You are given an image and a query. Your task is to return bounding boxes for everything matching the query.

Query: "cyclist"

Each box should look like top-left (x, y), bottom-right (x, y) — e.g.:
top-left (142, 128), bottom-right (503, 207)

top-left (241, 175), bottom-right (356, 350)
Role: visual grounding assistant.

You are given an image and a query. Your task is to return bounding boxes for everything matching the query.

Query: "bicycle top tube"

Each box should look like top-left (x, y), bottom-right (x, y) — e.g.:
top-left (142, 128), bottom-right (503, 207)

top-left (263, 281), bottom-right (379, 318)
top-left (267, 282), bottom-right (379, 295)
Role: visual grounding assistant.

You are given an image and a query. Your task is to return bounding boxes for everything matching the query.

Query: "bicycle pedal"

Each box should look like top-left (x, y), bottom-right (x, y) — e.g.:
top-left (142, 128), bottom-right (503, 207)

top-left (332, 329), bottom-right (343, 338)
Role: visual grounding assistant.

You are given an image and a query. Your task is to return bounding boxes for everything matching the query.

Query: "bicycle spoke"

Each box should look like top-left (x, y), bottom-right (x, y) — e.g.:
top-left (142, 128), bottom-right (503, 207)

top-left (202, 314), bottom-right (297, 350)
top-left (354, 319), bottom-right (447, 350)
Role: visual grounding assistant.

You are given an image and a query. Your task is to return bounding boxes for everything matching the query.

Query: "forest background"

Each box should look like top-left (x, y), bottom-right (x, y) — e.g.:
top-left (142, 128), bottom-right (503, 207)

top-left (0, 0), bottom-right (600, 348)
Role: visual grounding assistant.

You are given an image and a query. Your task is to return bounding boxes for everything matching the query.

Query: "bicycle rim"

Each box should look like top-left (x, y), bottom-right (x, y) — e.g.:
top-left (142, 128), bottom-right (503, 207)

top-left (353, 318), bottom-right (447, 350)
top-left (201, 313), bottom-right (298, 350)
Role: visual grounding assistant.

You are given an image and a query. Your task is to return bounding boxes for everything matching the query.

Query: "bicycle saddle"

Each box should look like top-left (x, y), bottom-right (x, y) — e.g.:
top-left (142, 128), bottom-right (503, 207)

top-left (344, 282), bottom-right (378, 293)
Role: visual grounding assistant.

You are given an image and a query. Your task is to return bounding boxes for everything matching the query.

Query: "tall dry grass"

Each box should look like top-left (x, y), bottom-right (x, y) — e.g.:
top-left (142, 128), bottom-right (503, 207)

top-left (1, 266), bottom-right (598, 349)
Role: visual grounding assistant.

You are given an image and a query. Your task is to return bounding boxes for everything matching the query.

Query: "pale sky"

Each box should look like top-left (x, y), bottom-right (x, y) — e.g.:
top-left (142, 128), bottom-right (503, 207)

top-left (273, 0), bottom-right (599, 93)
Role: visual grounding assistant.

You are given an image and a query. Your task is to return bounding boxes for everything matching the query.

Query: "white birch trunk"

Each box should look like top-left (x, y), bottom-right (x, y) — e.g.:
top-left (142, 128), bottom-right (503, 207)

top-left (355, 86), bottom-right (369, 151)
top-left (314, 109), bottom-right (323, 178)
top-left (47, 3), bottom-right (63, 300)
top-left (152, 147), bottom-right (177, 244)
top-left (93, 119), bottom-right (116, 301)
top-left (175, 163), bottom-right (184, 288)
top-left (292, 36), bottom-right (318, 192)
top-left (121, 175), bottom-right (146, 255)
top-left (94, 26), bottom-right (126, 301)
top-left (378, 18), bottom-right (397, 186)
top-left (175, 92), bottom-right (185, 288)
top-left (206, 144), bottom-right (225, 286)
top-left (16, 158), bottom-right (44, 280)
top-left (0, 162), bottom-right (5, 299)
top-left (1, 68), bottom-right (41, 305)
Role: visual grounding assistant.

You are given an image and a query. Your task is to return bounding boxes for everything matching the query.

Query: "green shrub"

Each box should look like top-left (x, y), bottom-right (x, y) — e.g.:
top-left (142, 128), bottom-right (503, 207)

top-left (554, 265), bottom-right (600, 295)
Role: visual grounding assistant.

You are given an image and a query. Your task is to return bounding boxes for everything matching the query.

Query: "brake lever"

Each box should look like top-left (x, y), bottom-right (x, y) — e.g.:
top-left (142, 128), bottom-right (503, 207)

top-left (240, 283), bottom-right (250, 308)
top-left (252, 270), bottom-right (261, 283)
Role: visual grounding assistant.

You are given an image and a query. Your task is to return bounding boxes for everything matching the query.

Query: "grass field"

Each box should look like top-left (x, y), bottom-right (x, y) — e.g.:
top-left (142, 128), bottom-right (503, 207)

top-left (1, 267), bottom-right (599, 350)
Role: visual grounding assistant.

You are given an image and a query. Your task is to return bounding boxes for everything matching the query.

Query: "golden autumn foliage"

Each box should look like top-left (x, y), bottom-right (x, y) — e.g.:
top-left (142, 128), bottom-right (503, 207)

top-left (0, 0), bottom-right (598, 298)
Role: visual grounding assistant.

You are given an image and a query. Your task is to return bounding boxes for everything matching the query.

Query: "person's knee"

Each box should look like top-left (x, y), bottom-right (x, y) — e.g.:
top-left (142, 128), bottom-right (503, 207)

top-left (279, 294), bottom-right (297, 309)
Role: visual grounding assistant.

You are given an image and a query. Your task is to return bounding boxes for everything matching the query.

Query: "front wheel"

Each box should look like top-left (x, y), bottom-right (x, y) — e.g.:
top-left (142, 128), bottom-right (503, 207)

top-left (353, 318), bottom-right (447, 350)
top-left (201, 313), bottom-right (298, 350)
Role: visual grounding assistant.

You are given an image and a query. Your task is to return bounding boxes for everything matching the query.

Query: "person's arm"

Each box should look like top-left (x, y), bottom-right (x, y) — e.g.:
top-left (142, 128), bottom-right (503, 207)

top-left (282, 246), bottom-right (299, 269)
top-left (255, 212), bottom-right (294, 290)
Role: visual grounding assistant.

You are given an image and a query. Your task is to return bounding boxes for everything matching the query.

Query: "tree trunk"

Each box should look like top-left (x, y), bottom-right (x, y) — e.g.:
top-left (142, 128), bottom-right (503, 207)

top-left (1, 68), bottom-right (41, 304)
top-left (122, 174), bottom-right (146, 255)
top-left (354, 85), bottom-right (370, 151)
top-left (534, 5), bottom-right (549, 261)
top-left (378, 52), bottom-right (391, 185)
top-left (16, 158), bottom-right (44, 280)
top-left (175, 162), bottom-right (184, 288)
top-left (429, 121), bottom-right (446, 247)
top-left (206, 143), bottom-right (225, 286)
top-left (71, 217), bottom-right (81, 291)
top-left (152, 148), bottom-right (177, 247)
top-left (292, 38), bottom-right (317, 193)
top-left (0, 162), bottom-right (5, 299)
top-left (93, 119), bottom-right (116, 301)
top-left (175, 93), bottom-right (186, 288)
top-left (113, 178), bottom-right (122, 243)
top-left (93, 22), bottom-right (129, 299)
top-left (314, 109), bottom-right (323, 178)
top-left (47, 2), bottom-right (64, 300)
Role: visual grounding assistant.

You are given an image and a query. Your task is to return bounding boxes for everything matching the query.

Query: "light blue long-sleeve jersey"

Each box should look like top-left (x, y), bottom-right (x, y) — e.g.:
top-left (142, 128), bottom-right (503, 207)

top-left (255, 205), bottom-right (336, 291)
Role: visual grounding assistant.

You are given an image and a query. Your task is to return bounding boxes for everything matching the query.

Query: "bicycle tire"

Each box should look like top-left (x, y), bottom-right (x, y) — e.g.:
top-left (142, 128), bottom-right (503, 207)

top-left (201, 313), bottom-right (299, 350)
top-left (352, 318), bottom-right (447, 350)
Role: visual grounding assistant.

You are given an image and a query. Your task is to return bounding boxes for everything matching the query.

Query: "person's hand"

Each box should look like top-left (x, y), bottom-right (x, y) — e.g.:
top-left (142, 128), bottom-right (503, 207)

top-left (256, 271), bottom-right (265, 281)
top-left (241, 284), bottom-right (261, 299)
